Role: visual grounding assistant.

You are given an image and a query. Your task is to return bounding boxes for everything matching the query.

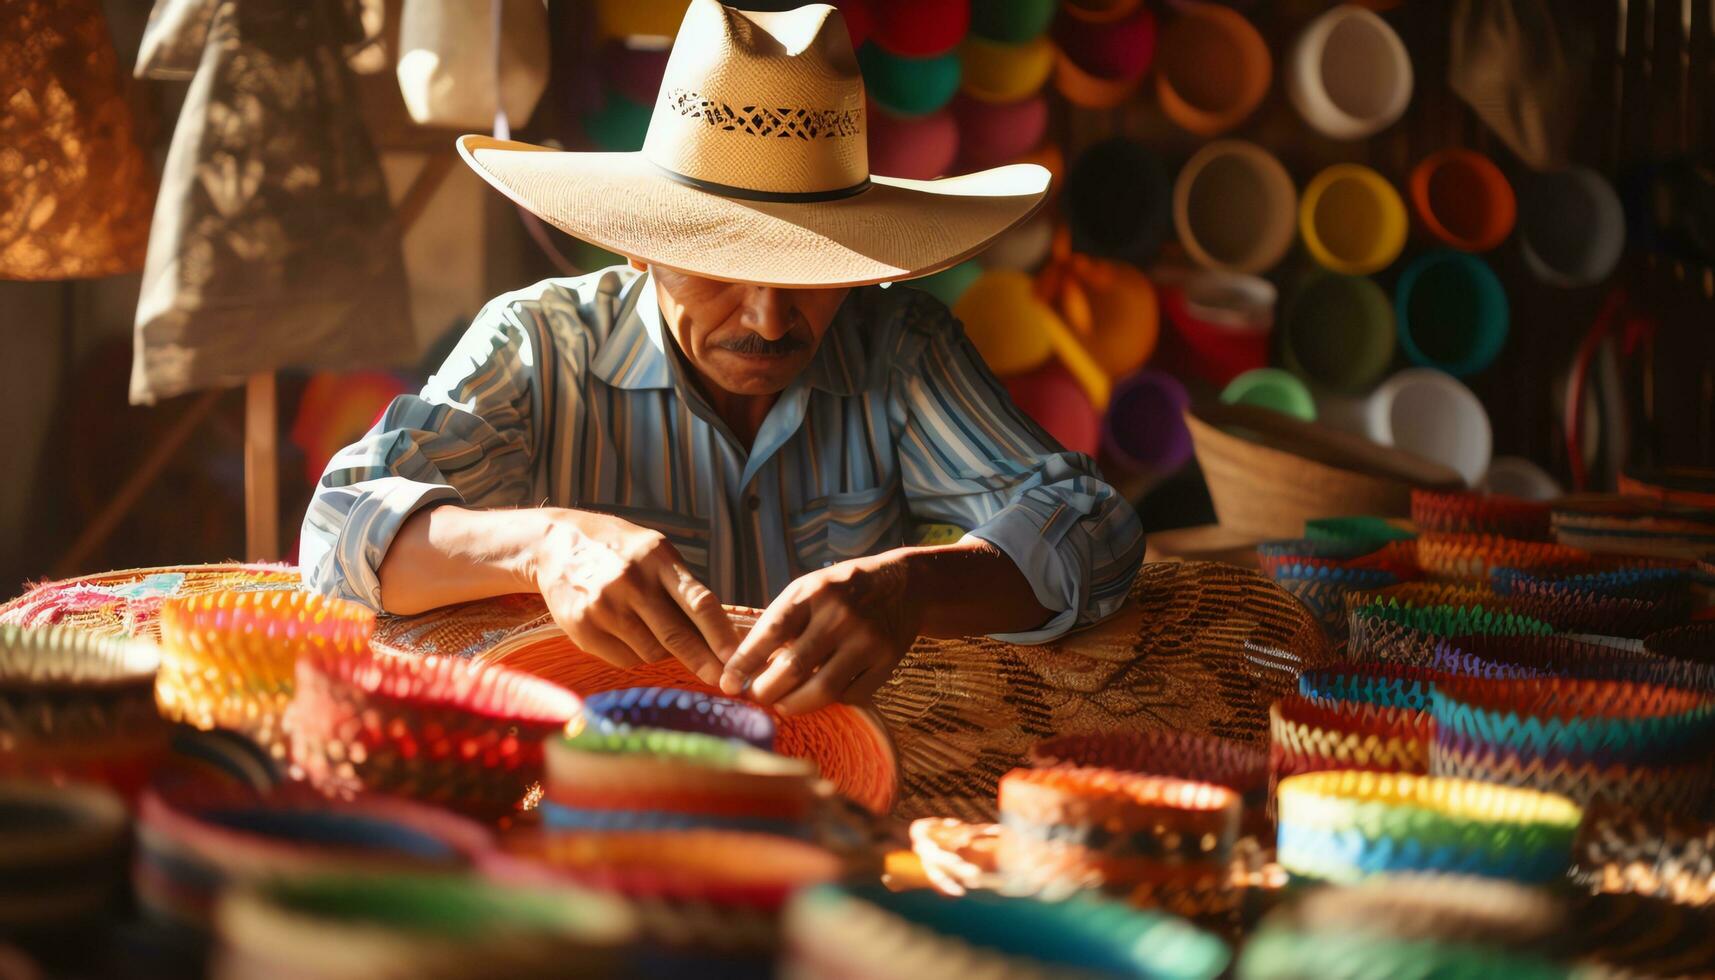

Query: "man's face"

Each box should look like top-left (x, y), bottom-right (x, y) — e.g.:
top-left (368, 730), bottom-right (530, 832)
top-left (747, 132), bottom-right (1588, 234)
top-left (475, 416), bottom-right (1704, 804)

top-left (650, 265), bottom-right (850, 396)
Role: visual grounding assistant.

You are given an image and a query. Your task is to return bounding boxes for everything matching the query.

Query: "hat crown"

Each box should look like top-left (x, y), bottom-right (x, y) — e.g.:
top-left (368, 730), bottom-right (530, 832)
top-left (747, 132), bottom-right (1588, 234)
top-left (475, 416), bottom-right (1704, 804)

top-left (642, 1), bottom-right (869, 200)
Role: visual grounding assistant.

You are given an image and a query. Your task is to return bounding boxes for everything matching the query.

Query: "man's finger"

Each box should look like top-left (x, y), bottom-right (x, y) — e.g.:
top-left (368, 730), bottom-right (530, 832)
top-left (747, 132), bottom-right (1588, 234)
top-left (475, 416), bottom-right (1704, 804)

top-left (567, 623), bottom-right (645, 670)
top-left (632, 594), bottom-right (724, 686)
top-left (661, 564), bottom-right (739, 664)
top-left (720, 594), bottom-right (811, 695)
top-left (608, 612), bottom-right (674, 666)
top-left (750, 605), bottom-right (842, 705)
top-left (773, 641), bottom-right (869, 716)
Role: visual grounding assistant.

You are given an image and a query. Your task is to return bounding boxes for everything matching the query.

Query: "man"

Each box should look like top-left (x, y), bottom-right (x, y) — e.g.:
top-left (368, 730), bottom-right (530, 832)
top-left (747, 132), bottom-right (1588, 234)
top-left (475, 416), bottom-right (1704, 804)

top-left (302, 0), bottom-right (1144, 716)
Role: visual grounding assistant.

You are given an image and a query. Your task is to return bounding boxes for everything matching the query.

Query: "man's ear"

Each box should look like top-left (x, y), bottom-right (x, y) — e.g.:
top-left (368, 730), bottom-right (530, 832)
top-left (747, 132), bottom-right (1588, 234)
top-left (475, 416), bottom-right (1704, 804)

top-left (627, 256), bottom-right (648, 271)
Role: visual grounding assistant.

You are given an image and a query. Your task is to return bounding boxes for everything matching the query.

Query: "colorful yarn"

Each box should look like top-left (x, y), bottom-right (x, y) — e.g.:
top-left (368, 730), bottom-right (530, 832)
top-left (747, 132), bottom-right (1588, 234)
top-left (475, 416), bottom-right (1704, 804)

top-left (212, 873), bottom-right (635, 980)
top-left (0, 624), bottom-right (168, 797)
top-left (578, 686), bottom-right (774, 750)
top-left (287, 651), bottom-right (582, 819)
top-left (1412, 489), bottom-right (1552, 540)
top-left (135, 785), bottom-right (491, 930)
top-left (782, 884), bottom-right (1230, 980)
top-left (157, 590), bottom-right (374, 757)
top-left (1274, 771), bottom-right (1581, 884)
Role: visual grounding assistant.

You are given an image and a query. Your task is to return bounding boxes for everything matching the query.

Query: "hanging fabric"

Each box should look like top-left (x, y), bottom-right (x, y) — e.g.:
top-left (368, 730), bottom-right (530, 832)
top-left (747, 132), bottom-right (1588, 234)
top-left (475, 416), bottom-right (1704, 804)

top-left (0, 0), bottom-right (155, 280)
top-left (130, 0), bottom-right (415, 404)
top-left (395, 0), bottom-right (550, 131)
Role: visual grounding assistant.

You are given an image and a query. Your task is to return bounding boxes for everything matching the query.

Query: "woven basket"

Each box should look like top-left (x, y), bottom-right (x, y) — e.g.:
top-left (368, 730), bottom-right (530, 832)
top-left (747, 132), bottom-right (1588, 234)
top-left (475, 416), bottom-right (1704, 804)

top-left (1574, 809), bottom-right (1715, 906)
top-left (378, 562), bottom-right (1329, 823)
top-left (1186, 402), bottom-right (1463, 539)
top-left (1411, 489), bottom-right (1552, 540)
top-left (0, 564), bottom-right (301, 640)
top-left (1416, 533), bottom-right (1595, 583)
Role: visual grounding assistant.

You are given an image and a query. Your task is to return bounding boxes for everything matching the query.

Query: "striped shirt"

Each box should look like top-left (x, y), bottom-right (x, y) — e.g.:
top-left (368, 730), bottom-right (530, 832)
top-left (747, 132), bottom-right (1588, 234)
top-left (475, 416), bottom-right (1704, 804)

top-left (301, 267), bottom-right (1144, 643)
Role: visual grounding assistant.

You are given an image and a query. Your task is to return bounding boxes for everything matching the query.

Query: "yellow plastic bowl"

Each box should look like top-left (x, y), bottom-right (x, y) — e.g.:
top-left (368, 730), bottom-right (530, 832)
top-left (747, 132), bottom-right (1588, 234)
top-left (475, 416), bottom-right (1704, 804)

top-left (1299, 164), bottom-right (1408, 276)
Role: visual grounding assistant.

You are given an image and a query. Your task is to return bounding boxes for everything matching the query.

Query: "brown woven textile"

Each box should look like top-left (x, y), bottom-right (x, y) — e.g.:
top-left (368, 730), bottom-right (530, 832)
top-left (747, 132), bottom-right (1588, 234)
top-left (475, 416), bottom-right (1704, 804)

top-left (131, 0), bottom-right (414, 404)
top-left (0, 0), bottom-right (155, 280)
top-left (376, 562), bottom-right (1330, 822)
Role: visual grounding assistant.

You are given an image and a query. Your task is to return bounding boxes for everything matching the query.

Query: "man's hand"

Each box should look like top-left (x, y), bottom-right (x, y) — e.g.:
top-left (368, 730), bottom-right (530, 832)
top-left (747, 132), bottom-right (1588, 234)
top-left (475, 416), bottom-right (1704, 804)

top-left (718, 551), bottom-right (924, 716)
top-left (529, 508), bottom-right (737, 686)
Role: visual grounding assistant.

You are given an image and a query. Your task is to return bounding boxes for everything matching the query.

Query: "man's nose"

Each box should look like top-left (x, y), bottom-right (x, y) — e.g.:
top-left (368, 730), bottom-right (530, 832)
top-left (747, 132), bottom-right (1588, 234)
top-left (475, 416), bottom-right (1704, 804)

top-left (739, 286), bottom-right (792, 340)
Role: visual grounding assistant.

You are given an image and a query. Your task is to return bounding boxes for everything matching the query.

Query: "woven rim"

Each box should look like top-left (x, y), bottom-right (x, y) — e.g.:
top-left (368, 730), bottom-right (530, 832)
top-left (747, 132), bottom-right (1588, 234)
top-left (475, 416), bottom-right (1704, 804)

top-left (1644, 623), bottom-right (1715, 665)
top-left (544, 727), bottom-right (819, 812)
top-left (1304, 516), bottom-right (1416, 547)
top-left (138, 785), bottom-right (491, 881)
top-left (1275, 771), bottom-right (1580, 883)
top-left (0, 623), bottom-right (159, 689)
top-left (1026, 730), bottom-right (1267, 796)
top-left (1416, 533), bottom-right (1593, 582)
top-left (1431, 678), bottom-right (1715, 763)
top-left (0, 780), bottom-right (129, 869)
top-left (296, 651), bottom-right (583, 726)
top-left (1269, 697), bottom-right (1432, 780)
top-left (1429, 740), bottom-right (1713, 815)
top-left (1575, 810), bottom-right (1715, 906)
top-left (578, 686), bottom-right (774, 750)
top-left (1297, 665), bottom-right (1440, 711)
top-left (1000, 766), bottom-right (1241, 816)
top-left (215, 872), bottom-right (636, 973)
top-left (1411, 489), bottom-right (1551, 540)
top-left (0, 563), bottom-right (301, 639)
top-left (783, 883), bottom-right (1231, 980)
top-left (485, 829), bottom-right (841, 907)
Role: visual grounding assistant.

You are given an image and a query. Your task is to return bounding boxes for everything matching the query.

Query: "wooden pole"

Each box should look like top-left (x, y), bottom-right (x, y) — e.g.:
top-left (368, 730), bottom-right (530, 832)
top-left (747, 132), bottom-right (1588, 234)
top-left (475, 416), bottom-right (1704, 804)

top-left (244, 372), bottom-right (279, 561)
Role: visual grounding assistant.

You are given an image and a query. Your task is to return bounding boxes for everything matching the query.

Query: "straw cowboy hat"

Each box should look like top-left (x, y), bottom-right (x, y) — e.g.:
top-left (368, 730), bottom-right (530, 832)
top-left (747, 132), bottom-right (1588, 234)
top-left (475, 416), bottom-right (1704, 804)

top-left (456, 0), bottom-right (1050, 287)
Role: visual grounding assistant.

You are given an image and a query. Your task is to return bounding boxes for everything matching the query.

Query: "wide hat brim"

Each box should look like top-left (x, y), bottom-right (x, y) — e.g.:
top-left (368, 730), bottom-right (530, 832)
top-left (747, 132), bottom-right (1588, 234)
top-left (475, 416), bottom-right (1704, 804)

top-left (457, 135), bottom-right (1051, 288)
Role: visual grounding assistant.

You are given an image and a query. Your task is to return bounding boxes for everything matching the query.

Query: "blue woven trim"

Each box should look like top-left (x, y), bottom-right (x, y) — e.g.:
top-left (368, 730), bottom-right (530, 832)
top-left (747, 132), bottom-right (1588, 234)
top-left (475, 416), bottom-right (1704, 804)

top-left (1276, 823), bottom-right (1571, 885)
top-left (537, 801), bottom-right (809, 838)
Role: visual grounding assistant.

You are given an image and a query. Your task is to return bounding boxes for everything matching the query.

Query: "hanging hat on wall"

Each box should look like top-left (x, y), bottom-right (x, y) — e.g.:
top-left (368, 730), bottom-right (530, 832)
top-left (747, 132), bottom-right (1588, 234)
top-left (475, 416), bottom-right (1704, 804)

top-left (0, 0), bottom-right (155, 280)
top-left (1449, 0), bottom-right (1590, 171)
top-left (396, 0), bottom-right (550, 130)
top-left (131, 0), bottom-right (416, 404)
top-left (459, 0), bottom-right (1048, 288)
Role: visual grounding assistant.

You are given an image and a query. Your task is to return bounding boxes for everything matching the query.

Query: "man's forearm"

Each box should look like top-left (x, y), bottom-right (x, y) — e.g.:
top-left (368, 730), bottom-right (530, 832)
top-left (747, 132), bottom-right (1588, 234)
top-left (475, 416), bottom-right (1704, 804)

top-left (375, 505), bottom-right (547, 615)
top-left (896, 538), bottom-right (1053, 639)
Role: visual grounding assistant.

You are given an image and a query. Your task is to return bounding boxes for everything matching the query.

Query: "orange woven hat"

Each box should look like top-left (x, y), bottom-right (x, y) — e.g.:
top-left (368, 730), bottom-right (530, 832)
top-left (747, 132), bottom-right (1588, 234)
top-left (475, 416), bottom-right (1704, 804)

top-left (457, 0), bottom-right (1049, 287)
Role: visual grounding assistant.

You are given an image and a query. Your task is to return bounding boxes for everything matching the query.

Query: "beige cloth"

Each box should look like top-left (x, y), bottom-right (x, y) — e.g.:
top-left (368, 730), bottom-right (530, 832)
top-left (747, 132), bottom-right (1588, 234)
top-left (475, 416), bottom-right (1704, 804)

top-left (130, 0), bottom-right (414, 404)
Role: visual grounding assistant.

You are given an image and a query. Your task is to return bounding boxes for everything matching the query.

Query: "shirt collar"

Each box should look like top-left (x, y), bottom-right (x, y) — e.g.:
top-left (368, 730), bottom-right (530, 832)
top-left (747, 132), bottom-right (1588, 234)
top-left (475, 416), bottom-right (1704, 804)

top-left (590, 271), bottom-right (868, 396)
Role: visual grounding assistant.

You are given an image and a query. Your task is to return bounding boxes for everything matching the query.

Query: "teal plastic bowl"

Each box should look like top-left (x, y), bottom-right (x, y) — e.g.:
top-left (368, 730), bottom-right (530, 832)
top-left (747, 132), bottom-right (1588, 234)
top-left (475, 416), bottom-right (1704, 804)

top-left (859, 43), bottom-right (962, 117)
top-left (1394, 250), bottom-right (1509, 378)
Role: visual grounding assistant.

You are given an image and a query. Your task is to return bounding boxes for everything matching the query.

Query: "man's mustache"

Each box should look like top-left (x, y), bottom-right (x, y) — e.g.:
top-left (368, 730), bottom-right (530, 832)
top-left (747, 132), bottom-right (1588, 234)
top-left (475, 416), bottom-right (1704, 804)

top-left (717, 332), bottom-right (809, 356)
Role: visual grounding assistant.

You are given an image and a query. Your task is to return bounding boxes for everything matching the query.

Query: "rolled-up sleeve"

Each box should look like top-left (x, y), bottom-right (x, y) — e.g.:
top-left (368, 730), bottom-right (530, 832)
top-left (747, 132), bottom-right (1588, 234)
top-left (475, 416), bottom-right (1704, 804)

top-left (300, 304), bottom-right (543, 609)
top-left (891, 296), bottom-right (1146, 643)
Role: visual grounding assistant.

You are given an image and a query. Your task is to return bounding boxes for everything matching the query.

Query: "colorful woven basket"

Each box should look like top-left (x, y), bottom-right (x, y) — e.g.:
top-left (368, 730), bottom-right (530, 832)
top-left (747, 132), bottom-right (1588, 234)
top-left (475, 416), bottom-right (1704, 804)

top-left (135, 785), bottom-right (492, 931)
top-left (1433, 633), bottom-right (1715, 691)
top-left (1271, 565), bottom-right (1401, 647)
top-left (0, 564), bottom-right (301, 640)
top-left (1644, 622), bottom-right (1715, 666)
top-left (287, 651), bottom-right (582, 819)
top-left (0, 780), bottom-right (131, 933)
top-left (1346, 599), bottom-right (1554, 668)
top-left (782, 884), bottom-right (1231, 980)
top-left (1238, 875), bottom-right (1575, 980)
top-left (1304, 516), bottom-right (1416, 549)
top-left (1354, 579), bottom-right (1675, 639)
top-left (1490, 568), bottom-right (1689, 636)
top-left (542, 727), bottom-right (821, 837)
top-left (997, 767), bottom-right (1241, 905)
top-left (1026, 730), bottom-right (1267, 810)
top-left (0, 624), bottom-right (167, 797)
top-left (1430, 677), bottom-right (1715, 815)
top-left (1258, 539), bottom-right (1422, 581)
top-left (1296, 664), bottom-right (1440, 711)
top-left (1552, 496), bottom-right (1715, 562)
top-left (1411, 489), bottom-right (1552, 540)
top-left (1574, 809), bottom-right (1715, 906)
top-left (157, 590), bottom-right (374, 758)
top-left (211, 873), bottom-right (635, 980)
top-left (1274, 771), bottom-right (1582, 884)
top-left (1416, 533), bottom-right (1593, 582)
top-left (577, 686), bottom-right (774, 750)
top-left (1268, 696), bottom-right (1433, 796)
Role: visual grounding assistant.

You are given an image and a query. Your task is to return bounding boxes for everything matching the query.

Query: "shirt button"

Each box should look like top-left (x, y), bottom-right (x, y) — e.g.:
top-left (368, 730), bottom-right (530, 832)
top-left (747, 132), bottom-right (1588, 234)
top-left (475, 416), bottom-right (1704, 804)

top-left (746, 494), bottom-right (760, 512)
